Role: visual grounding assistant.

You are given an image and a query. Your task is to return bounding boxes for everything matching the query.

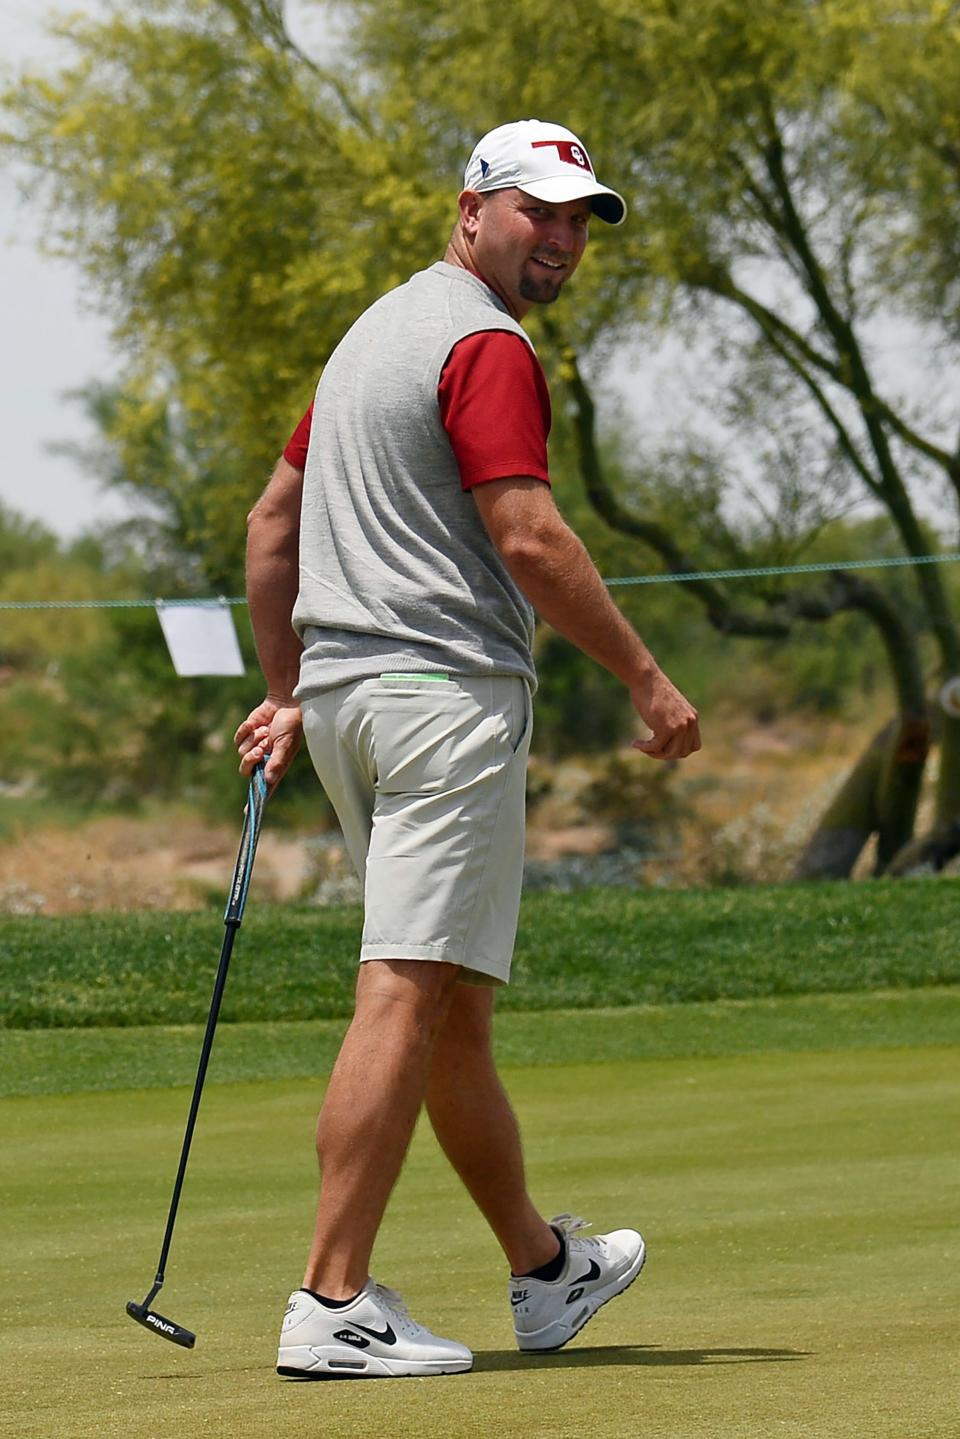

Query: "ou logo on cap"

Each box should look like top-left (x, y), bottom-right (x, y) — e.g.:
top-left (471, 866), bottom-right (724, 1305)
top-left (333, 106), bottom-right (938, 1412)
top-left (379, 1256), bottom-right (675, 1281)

top-left (531, 139), bottom-right (594, 173)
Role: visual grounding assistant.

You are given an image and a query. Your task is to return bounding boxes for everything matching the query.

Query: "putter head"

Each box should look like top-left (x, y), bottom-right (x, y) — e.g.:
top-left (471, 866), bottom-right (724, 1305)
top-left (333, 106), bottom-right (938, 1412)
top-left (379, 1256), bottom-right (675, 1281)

top-left (126, 1299), bottom-right (196, 1348)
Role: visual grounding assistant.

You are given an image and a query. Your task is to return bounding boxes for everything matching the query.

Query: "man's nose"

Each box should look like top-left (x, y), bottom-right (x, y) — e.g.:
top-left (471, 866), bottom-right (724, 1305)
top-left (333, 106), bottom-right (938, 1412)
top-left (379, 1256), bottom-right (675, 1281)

top-left (546, 219), bottom-right (582, 253)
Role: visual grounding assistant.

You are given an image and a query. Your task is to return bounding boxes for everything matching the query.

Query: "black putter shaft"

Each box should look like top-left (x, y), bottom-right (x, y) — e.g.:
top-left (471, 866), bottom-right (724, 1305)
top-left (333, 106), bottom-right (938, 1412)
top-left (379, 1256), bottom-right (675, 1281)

top-left (127, 762), bottom-right (269, 1348)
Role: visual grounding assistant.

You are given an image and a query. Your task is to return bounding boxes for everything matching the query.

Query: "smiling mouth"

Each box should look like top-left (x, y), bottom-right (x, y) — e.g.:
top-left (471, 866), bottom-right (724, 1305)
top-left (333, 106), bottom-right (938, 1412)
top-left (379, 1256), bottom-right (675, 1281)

top-left (531, 256), bottom-right (566, 271)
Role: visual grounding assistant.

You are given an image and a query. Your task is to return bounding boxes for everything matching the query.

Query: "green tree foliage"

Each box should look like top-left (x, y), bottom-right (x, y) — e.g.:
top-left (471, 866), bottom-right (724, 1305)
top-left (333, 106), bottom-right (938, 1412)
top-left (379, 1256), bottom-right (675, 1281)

top-left (0, 502), bottom-right (58, 577)
top-left (0, 505), bottom-right (119, 669)
top-left (0, 503), bottom-right (321, 818)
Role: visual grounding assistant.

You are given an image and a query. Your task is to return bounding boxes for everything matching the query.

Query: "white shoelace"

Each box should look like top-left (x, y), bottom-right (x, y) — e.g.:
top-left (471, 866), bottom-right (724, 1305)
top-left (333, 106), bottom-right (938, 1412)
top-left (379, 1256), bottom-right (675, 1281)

top-left (550, 1213), bottom-right (603, 1251)
top-left (371, 1283), bottom-right (422, 1338)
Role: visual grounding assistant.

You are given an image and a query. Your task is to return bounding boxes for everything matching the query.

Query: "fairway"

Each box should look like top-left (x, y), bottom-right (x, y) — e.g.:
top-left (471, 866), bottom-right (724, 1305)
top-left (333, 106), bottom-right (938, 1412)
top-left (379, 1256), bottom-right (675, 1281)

top-left (3, 1031), bottom-right (957, 1438)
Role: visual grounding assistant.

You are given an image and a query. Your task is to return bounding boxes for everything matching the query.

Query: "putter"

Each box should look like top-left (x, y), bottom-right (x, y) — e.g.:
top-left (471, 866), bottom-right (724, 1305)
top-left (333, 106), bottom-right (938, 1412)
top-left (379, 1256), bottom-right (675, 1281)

top-left (126, 760), bottom-right (270, 1348)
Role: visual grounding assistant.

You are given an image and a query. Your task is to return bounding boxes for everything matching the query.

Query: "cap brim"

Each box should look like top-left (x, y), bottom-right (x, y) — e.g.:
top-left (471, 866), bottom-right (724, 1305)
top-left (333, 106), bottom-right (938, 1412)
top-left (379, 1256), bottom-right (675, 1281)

top-left (518, 176), bottom-right (627, 226)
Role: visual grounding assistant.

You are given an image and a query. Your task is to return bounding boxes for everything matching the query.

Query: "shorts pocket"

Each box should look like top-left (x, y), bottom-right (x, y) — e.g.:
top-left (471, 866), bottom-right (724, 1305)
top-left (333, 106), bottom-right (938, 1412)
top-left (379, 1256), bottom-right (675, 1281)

top-left (493, 679), bottom-right (532, 756)
top-left (508, 681), bottom-right (533, 754)
top-left (369, 690), bottom-right (485, 795)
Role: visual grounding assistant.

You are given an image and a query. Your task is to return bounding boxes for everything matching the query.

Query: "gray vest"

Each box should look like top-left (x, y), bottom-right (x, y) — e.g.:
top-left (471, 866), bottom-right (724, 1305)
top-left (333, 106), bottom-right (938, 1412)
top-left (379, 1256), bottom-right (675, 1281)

top-left (293, 262), bottom-right (540, 699)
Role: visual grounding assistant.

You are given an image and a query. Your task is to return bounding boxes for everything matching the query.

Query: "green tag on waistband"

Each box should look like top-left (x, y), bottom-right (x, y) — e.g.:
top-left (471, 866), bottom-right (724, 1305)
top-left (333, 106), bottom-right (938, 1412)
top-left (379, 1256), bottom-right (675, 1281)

top-left (379, 672), bottom-right (450, 682)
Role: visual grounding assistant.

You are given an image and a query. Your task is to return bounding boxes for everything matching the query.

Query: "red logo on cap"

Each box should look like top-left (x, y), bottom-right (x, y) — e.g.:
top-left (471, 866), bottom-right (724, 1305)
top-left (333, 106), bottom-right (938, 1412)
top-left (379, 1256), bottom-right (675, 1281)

top-left (531, 140), bottom-right (593, 173)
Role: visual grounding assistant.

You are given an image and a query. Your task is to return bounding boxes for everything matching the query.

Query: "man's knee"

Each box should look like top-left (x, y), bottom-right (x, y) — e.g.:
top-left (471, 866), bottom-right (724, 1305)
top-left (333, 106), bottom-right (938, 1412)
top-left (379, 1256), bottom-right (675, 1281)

top-left (436, 984), bottom-right (496, 1057)
top-left (354, 958), bottom-right (462, 1028)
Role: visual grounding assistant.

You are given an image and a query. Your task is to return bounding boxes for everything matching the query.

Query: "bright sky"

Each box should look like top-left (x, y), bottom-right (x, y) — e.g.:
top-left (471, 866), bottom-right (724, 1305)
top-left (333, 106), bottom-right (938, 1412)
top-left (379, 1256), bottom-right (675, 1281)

top-left (0, 3), bottom-right (127, 540)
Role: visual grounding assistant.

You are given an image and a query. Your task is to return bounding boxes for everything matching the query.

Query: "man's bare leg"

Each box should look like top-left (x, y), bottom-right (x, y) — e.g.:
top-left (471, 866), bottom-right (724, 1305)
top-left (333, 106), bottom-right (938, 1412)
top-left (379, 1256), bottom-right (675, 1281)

top-left (424, 984), bottom-right (560, 1275)
top-left (302, 957), bottom-right (461, 1298)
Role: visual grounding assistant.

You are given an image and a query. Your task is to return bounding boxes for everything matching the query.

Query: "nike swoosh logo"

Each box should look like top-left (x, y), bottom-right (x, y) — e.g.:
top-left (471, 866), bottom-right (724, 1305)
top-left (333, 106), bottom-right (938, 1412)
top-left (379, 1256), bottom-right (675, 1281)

top-left (350, 1320), bottom-right (398, 1345)
top-left (571, 1260), bottom-right (602, 1285)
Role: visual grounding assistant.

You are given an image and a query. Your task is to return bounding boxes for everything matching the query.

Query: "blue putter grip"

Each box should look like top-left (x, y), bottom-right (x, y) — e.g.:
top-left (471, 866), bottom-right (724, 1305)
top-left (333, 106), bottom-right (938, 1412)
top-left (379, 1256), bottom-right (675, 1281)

top-left (225, 760), bottom-right (269, 925)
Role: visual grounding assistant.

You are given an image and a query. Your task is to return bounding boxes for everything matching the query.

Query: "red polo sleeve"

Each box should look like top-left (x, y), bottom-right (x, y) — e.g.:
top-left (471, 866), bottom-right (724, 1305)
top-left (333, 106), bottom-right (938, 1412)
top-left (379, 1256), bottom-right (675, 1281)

top-left (283, 403), bottom-right (314, 470)
top-left (438, 330), bottom-right (552, 490)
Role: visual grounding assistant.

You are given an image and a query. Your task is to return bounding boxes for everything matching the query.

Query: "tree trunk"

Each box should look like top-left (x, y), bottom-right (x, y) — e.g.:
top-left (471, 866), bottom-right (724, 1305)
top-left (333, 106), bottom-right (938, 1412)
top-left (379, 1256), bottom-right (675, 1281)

top-left (795, 723), bottom-right (888, 879)
top-left (935, 711), bottom-right (960, 825)
top-left (822, 575), bottom-right (930, 873)
top-left (887, 711), bottom-right (960, 873)
top-left (796, 714), bottom-right (929, 879)
top-left (874, 715), bottom-right (931, 870)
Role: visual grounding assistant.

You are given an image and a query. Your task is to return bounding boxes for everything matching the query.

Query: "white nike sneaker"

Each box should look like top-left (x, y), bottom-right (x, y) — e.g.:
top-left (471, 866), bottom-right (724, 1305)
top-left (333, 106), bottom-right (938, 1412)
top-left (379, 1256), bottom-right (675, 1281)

top-left (277, 1280), bottom-right (473, 1379)
top-left (510, 1213), bottom-right (646, 1352)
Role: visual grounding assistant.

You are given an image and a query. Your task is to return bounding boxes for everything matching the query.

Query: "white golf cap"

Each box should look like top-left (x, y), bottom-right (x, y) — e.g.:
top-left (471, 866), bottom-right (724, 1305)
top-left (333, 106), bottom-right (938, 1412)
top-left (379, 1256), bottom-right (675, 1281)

top-left (464, 119), bottom-right (627, 226)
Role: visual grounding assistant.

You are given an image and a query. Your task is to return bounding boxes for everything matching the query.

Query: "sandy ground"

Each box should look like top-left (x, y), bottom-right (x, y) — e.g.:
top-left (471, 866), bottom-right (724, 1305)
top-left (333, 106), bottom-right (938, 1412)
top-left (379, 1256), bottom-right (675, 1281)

top-left (0, 819), bottom-right (314, 916)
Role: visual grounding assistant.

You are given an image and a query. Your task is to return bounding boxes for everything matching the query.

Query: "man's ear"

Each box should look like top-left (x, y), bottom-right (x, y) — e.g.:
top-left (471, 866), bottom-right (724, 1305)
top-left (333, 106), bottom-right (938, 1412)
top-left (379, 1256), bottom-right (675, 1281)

top-left (458, 188), bottom-right (484, 240)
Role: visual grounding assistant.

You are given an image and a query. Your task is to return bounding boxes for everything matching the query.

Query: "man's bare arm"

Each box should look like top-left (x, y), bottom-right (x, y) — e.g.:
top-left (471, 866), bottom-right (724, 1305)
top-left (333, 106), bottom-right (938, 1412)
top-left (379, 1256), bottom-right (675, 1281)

top-left (472, 477), bottom-right (700, 760)
top-left (234, 455), bottom-right (305, 786)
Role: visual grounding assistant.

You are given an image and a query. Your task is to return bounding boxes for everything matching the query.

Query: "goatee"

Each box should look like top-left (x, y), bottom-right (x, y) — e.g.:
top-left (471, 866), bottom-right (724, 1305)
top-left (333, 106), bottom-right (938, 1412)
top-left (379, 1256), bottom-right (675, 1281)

top-left (518, 275), bottom-right (561, 305)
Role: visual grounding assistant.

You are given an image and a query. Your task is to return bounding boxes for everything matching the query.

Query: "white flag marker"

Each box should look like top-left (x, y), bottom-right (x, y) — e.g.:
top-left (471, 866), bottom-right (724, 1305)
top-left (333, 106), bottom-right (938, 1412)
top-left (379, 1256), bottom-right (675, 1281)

top-left (156, 601), bottom-right (245, 677)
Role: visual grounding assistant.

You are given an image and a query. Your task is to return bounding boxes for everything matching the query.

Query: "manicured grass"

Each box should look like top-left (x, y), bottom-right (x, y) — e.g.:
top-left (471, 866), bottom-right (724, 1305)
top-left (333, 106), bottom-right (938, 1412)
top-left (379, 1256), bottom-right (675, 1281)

top-left (2, 1046), bottom-right (957, 1439)
top-left (2, 987), bottom-right (958, 1097)
top-left (3, 879), bottom-right (960, 1028)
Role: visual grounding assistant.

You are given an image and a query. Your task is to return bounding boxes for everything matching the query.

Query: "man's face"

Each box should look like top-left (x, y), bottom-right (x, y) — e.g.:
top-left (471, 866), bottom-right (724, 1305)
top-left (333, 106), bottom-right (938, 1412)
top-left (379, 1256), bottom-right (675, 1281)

top-left (465, 188), bottom-right (591, 317)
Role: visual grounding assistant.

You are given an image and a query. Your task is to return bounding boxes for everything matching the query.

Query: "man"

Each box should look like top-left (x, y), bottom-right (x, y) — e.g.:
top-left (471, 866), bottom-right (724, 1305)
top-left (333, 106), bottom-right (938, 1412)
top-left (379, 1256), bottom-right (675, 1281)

top-left (235, 118), bottom-right (700, 1380)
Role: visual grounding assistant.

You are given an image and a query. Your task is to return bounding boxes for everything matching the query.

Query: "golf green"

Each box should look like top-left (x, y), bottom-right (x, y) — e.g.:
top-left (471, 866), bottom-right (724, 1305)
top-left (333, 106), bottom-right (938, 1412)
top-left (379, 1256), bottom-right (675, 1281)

top-left (2, 1041), bottom-right (956, 1438)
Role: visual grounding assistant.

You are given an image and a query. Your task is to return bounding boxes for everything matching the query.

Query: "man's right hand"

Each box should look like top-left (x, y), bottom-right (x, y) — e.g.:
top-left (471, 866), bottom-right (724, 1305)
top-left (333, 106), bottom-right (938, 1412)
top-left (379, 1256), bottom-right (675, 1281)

top-left (234, 696), bottom-right (303, 789)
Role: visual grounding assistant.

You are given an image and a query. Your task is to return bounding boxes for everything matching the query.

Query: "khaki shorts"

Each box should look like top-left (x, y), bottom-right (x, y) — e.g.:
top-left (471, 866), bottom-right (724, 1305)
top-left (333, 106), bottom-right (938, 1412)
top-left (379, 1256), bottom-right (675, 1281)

top-left (301, 674), bottom-right (532, 986)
